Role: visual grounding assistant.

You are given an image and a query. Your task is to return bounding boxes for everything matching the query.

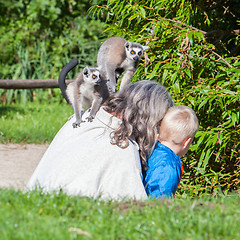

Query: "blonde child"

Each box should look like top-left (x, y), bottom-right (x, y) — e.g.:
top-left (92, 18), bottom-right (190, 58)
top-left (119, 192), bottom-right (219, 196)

top-left (144, 105), bottom-right (199, 198)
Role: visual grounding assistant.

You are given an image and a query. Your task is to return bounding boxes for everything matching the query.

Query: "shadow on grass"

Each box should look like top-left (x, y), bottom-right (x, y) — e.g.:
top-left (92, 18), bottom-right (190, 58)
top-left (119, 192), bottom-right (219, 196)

top-left (0, 105), bottom-right (26, 116)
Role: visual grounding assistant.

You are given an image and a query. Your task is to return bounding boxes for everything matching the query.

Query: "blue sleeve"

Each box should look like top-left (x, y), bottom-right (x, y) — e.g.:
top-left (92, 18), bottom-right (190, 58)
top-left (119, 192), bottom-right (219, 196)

top-left (145, 160), bottom-right (180, 199)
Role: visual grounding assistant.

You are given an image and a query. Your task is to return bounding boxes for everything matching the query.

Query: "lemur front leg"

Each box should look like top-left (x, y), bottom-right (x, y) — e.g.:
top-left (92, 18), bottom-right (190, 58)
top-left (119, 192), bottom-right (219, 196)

top-left (85, 95), bottom-right (103, 122)
top-left (72, 95), bottom-right (85, 128)
top-left (106, 64), bottom-right (117, 93)
top-left (119, 70), bottom-right (135, 90)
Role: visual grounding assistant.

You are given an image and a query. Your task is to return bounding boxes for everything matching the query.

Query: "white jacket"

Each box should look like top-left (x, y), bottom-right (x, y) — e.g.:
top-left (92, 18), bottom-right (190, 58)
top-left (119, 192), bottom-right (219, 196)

top-left (27, 107), bottom-right (147, 201)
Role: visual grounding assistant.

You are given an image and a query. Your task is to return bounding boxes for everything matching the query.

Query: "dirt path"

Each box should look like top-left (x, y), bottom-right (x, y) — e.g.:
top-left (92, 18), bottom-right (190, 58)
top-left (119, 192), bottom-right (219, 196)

top-left (0, 144), bottom-right (49, 190)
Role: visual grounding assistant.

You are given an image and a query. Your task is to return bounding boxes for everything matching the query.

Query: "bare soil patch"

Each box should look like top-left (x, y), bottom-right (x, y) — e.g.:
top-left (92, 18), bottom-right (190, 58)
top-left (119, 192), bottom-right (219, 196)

top-left (0, 144), bottom-right (49, 190)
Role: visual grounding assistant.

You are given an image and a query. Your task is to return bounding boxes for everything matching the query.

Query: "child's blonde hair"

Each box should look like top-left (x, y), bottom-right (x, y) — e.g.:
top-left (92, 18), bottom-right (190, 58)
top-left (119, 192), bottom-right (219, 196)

top-left (159, 105), bottom-right (199, 144)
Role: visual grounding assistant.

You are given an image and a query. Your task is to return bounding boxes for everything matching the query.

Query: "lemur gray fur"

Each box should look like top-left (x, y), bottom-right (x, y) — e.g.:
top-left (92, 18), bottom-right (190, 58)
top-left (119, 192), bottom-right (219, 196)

top-left (97, 36), bottom-right (149, 93)
top-left (58, 59), bottom-right (109, 128)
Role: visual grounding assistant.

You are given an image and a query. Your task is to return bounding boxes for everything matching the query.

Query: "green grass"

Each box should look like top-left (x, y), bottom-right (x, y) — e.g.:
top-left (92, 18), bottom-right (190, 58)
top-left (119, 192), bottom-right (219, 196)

top-left (0, 189), bottom-right (239, 239)
top-left (0, 101), bottom-right (73, 143)
top-left (1, 102), bottom-right (240, 239)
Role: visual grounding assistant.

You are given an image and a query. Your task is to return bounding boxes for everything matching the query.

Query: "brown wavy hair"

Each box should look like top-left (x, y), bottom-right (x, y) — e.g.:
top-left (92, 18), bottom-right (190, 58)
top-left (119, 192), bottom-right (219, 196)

top-left (104, 80), bottom-right (174, 170)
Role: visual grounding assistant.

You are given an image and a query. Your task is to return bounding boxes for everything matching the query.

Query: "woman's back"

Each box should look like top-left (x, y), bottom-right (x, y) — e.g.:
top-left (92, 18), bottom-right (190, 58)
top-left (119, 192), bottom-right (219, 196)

top-left (27, 107), bottom-right (147, 200)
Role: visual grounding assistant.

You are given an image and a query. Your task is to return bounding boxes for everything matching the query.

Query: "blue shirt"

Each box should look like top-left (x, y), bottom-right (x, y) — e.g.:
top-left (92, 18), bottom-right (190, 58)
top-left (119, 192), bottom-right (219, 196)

top-left (144, 141), bottom-right (183, 198)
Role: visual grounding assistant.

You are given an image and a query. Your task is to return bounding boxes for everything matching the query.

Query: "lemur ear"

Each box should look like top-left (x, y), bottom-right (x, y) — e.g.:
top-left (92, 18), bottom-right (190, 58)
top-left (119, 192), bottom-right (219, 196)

top-left (83, 66), bottom-right (89, 76)
top-left (142, 46), bottom-right (150, 51)
top-left (125, 41), bottom-right (130, 50)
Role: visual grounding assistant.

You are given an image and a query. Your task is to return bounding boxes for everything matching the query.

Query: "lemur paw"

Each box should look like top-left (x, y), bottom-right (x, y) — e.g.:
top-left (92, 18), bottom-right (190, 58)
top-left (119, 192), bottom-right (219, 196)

top-left (86, 115), bottom-right (94, 122)
top-left (72, 120), bottom-right (85, 128)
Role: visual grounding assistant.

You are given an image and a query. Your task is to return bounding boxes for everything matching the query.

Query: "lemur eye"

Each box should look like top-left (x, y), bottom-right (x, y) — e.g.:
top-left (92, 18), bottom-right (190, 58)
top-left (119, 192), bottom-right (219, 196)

top-left (130, 50), bottom-right (135, 55)
top-left (138, 51), bottom-right (142, 56)
top-left (92, 74), bottom-right (97, 79)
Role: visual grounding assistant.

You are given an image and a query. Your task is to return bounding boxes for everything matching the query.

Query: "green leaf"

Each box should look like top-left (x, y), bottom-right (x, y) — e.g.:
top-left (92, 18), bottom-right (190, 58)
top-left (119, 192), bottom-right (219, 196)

top-left (198, 97), bottom-right (208, 110)
top-left (203, 149), bottom-right (213, 169)
top-left (173, 80), bottom-right (180, 94)
top-left (162, 69), bottom-right (168, 81)
top-left (184, 68), bottom-right (192, 79)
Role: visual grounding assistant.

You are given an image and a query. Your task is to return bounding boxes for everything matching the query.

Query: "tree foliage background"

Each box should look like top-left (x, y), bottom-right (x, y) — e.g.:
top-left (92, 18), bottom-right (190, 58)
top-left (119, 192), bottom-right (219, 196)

top-left (0, 0), bottom-right (239, 195)
top-left (0, 0), bottom-right (108, 103)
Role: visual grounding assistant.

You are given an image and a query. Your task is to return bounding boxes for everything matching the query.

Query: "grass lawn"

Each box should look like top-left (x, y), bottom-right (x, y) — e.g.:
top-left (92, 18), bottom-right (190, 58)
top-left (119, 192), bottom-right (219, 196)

top-left (0, 102), bottom-right (73, 143)
top-left (0, 189), bottom-right (239, 240)
top-left (1, 102), bottom-right (239, 239)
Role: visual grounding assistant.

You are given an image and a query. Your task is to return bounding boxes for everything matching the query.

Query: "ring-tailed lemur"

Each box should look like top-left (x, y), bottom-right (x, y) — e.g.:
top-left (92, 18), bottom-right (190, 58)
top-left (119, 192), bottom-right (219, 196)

top-left (97, 36), bottom-right (149, 93)
top-left (58, 59), bottom-right (109, 128)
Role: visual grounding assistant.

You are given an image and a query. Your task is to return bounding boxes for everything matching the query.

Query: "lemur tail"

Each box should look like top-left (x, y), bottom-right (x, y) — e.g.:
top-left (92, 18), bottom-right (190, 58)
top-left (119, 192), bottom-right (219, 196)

top-left (58, 58), bottom-right (79, 104)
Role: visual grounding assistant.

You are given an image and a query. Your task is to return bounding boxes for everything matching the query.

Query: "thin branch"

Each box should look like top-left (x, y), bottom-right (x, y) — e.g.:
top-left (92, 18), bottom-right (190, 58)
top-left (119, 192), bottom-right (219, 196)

top-left (161, 17), bottom-right (240, 37)
top-left (205, 29), bottom-right (240, 38)
top-left (160, 18), bottom-right (234, 68)
top-left (161, 17), bottom-right (207, 34)
top-left (203, 47), bottom-right (233, 68)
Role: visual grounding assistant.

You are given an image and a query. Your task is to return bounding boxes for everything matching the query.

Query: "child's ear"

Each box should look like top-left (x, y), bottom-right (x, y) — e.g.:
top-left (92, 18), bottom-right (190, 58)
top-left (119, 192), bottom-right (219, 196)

top-left (183, 137), bottom-right (192, 149)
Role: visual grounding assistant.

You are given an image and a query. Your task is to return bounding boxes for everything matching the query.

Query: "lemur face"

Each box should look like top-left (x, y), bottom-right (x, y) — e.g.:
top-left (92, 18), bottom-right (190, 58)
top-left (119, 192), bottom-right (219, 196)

top-left (83, 67), bottom-right (101, 85)
top-left (125, 42), bottom-right (149, 62)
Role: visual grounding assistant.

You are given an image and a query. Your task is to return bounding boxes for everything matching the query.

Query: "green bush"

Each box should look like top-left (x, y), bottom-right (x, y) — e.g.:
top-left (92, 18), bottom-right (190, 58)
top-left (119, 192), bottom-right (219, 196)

top-left (90, 0), bottom-right (240, 195)
top-left (0, 0), bottom-right (108, 103)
